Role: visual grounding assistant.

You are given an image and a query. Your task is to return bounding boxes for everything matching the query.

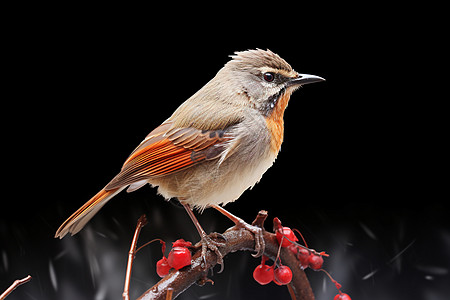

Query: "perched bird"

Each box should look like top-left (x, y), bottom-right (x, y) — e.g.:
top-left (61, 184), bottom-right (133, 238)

top-left (55, 49), bottom-right (324, 267)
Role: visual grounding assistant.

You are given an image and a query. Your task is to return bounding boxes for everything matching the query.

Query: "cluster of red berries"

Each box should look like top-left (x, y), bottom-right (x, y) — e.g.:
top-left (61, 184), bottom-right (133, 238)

top-left (252, 218), bottom-right (351, 300)
top-left (253, 255), bottom-right (293, 285)
top-left (156, 239), bottom-right (192, 277)
top-left (276, 225), bottom-right (325, 270)
top-left (151, 218), bottom-right (351, 299)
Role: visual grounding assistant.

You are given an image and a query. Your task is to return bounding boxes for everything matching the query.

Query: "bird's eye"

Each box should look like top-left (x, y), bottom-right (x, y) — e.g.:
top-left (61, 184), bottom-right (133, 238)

top-left (263, 72), bottom-right (275, 82)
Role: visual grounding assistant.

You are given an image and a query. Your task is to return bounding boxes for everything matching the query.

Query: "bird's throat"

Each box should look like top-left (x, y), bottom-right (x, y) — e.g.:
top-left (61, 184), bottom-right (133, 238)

top-left (265, 91), bottom-right (292, 153)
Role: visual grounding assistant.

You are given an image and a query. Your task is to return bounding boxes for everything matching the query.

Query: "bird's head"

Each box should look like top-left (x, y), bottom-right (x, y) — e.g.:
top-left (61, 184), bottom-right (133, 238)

top-left (223, 49), bottom-right (325, 116)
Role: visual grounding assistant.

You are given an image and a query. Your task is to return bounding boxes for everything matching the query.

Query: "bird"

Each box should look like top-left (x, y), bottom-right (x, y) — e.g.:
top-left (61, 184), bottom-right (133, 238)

top-left (55, 49), bottom-right (324, 268)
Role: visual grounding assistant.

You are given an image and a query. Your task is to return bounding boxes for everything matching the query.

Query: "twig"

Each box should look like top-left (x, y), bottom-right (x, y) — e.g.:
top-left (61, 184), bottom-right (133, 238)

top-left (137, 211), bottom-right (314, 300)
top-left (0, 275), bottom-right (32, 300)
top-left (123, 215), bottom-right (148, 300)
top-left (165, 288), bottom-right (173, 300)
top-left (287, 283), bottom-right (298, 300)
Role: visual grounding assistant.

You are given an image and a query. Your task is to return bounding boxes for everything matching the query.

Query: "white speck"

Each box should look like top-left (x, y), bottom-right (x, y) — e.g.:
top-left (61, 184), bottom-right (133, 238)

top-left (199, 293), bottom-right (218, 299)
top-left (95, 283), bottom-right (107, 300)
top-left (49, 260), bottom-right (58, 291)
top-left (322, 276), bottom-right (327, 293)
top-left (416, 264), bottom-right (448, 276)
top-left (2, 251), bottom-right (8, 272)
top-left (359, 222), bottom-right (378, 240)
top-left (95, 231), bottom-right (107, 238)
top-left (54, 250), bottom-right (67, 260)
top-left (362, 269), bottom-right (378, 280)
top-left (388, 239), bottom-right (416, 264)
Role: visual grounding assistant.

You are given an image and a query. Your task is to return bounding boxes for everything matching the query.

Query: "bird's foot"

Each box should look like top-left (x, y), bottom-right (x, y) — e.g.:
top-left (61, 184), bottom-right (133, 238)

top-left (234, 219), bottom-right (265, 258)
top-left (210, 205), bottom-right (265, 258)
top-left (195, 232), bottom-right (226, 273)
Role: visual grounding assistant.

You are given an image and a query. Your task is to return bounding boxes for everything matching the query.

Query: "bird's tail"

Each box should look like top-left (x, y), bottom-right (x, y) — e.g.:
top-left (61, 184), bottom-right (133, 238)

top-left (55, 187), bottom-right (124, 238)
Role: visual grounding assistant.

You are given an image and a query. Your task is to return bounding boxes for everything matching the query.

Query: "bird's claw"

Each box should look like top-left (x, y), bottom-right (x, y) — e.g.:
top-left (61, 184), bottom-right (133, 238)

top-left (235, 221), bottom-right (265, 258)
top-left (195, 232), bottom-right (226, 273)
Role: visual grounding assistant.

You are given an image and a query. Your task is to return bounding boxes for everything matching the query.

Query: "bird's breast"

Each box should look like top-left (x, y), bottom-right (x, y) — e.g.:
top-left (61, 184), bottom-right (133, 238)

top-left (265, 92), bottom-right (292, 154)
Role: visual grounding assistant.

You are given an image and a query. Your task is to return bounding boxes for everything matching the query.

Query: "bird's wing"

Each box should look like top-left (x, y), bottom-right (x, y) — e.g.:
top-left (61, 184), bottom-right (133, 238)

top-left (104, 121), bottom-right (234, 191)
top-left (55, 122), bottom-right (236, 238)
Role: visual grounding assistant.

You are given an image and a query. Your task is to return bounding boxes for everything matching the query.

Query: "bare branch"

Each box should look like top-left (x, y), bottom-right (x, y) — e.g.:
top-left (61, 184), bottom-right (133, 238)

top-left (0, 275), bottom-right (32, 300)
top-left (123, 215), bottom-right (148, 300)
top-left (137, 211), bottom-right (314, 300)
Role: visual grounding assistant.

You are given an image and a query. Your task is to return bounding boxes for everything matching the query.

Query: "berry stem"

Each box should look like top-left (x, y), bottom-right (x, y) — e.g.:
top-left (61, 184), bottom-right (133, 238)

top-left (318, 268), bottom-right (343, 291)
top-left (275, 235), bottom-right (284, 267)
top-left (293, 228), bottom-right (308, 248)
top-left (136, 238), bottom-right (166, 254)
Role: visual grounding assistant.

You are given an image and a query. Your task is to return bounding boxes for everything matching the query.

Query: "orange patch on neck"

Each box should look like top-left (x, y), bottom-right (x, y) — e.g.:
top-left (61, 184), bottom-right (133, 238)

top-left (265, 91), bottom-right (292, 153)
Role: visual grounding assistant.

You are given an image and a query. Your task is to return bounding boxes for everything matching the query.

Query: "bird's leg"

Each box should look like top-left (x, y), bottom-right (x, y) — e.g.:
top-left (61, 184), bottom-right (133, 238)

top-left (181, 203), bottom-right (226, 272)
top-left (210, 205), bottom-right (265, 258)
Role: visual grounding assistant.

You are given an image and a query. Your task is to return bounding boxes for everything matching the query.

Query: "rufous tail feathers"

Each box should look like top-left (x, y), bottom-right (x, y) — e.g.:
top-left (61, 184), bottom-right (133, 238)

top-left (55, 187), bottom-right (124, 238)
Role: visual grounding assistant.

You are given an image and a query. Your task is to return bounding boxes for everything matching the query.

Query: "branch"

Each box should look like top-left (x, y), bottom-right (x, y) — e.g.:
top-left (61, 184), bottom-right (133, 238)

top-left (0, 275), bottom-right (32, 300)
top-left (137, 211), bottom-right (314, 300)
top-left (123, 215), bottom-right (148, 300)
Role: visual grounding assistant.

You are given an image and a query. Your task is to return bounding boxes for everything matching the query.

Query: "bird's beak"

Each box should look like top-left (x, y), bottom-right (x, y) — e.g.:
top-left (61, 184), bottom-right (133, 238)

top-left (288, 73), bottom-right (325, 86)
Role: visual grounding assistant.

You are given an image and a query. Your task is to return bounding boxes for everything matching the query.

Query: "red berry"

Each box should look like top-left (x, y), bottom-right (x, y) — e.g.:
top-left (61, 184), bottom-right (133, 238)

top-left (334, 293), bottom-right (351, 300)
top-left (167, 247), bottom-right (191, 270)
top-left (288, 244), bottom-right (298, 255)
top-left (276, 227), bottom-right (298, 247)
top-left (156, 256), bottom-right (171, 277)
top-left (297, 247), bottom-right (311, 269)
top-left (308, 254), bottom-right (324, 270)
top-left (172, 239), bottom-right (192, 248)
top-left (273, 265), bottom-right (293, 285)
top-left (253, 264), bottom-right (274, 285)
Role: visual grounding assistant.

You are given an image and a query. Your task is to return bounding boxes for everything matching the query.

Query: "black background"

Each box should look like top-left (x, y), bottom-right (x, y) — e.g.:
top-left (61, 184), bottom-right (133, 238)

top-left (1, 4), bottom-right (447, 300)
